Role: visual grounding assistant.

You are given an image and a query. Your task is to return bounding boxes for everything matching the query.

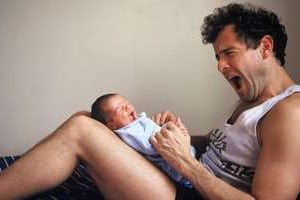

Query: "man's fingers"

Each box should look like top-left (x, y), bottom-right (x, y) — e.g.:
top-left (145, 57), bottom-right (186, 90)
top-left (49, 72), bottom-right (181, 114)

top-left (153, 127), bottom-right (172, 143)
top-left (160, 111), bottom-right (170, 124)
top-left (164, 111), bottom-right (177, 124)
top-left (150, 135), bottom-right (158, 146)
top-left (151, 113), bottom-right (161, 124)
top-left (163, 122), bottom-right (179, 132)
top-left (151, 111), bottom-right (176, 126)
top-left (150, 131), bottom-right (166, 149)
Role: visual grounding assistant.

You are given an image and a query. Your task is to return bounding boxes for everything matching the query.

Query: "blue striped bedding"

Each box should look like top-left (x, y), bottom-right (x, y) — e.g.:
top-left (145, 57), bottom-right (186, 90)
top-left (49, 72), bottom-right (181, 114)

top-left (0, 156), bottom-right (104, 200)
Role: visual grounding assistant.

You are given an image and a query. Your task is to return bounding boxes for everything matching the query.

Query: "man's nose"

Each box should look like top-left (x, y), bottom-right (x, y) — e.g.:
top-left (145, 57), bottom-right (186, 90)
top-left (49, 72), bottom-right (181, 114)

top-left (217, 58), bottom-right (229, 73)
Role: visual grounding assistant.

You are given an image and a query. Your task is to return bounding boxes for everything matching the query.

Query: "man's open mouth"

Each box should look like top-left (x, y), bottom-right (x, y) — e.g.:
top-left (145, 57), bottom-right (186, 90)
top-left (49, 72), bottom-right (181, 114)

top-left (230, 76), bottom-right (242, 90)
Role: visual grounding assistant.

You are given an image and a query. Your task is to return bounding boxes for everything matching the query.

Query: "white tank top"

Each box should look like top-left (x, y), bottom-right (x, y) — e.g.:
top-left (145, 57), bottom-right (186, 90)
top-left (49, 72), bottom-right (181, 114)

top-left (201, 85), bottom-right (300, 192)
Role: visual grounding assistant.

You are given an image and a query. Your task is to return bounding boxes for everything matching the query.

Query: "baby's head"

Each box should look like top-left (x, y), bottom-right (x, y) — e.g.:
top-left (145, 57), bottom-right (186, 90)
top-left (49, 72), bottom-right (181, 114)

top-left (91, 93), bottom-right (137, 130)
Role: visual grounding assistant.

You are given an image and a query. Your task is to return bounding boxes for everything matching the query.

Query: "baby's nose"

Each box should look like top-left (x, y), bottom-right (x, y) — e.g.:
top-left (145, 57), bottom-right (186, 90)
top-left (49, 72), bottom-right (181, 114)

top-left (125, 104), bottom-right (131, 111)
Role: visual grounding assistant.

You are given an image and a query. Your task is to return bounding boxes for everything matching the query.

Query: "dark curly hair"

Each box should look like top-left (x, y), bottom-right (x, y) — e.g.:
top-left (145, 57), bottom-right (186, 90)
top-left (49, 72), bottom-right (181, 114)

top-left (201, 3), bottom-right (287, 66)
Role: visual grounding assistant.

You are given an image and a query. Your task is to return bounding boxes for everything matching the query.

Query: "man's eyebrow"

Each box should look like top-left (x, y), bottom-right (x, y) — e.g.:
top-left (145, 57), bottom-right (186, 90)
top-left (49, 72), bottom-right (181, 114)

top-left (215, 47), bottom-right (234, 60)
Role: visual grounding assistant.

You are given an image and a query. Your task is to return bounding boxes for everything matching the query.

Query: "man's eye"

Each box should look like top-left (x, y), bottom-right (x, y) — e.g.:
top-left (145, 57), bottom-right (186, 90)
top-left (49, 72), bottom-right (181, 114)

top-left (226, 51), bottom-right (236, 56)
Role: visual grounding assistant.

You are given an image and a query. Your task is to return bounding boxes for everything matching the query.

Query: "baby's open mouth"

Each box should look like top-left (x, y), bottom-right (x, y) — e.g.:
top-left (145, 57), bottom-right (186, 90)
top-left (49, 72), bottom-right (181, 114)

top-left (130, 111), bottom-right (137, 121)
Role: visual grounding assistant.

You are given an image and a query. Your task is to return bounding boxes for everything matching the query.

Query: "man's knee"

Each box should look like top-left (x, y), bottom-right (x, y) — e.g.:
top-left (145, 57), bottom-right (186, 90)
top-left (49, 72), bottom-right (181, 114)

top-left (53, 112), bottom-right (93, 142)
top-left (61, 111), bottom-right (109, 139)
top-left (70, 111), bottom-right (91, 118)
top-left (66, 111), bottom-right (94, 131)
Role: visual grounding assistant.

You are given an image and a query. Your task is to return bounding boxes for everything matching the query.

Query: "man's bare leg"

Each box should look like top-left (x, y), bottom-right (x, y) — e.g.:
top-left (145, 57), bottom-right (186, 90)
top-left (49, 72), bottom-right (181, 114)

top-left (0, 112), bottom-right (175, 200)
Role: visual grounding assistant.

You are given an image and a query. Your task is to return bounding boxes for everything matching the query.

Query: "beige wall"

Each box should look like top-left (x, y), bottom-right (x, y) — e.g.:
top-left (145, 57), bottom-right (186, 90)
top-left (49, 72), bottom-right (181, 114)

top-left (0, 0), bottom-right (299, 155)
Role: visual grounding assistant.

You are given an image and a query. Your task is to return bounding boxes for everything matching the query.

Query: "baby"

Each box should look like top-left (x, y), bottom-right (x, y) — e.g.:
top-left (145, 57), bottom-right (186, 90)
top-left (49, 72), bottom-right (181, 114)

top-left (91, 93), bottom-right (196, 188)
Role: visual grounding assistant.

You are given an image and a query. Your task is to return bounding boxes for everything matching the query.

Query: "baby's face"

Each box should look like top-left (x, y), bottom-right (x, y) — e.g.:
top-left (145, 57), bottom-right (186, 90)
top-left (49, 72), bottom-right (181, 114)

top-left (103, 95), bottom-right (137, 130)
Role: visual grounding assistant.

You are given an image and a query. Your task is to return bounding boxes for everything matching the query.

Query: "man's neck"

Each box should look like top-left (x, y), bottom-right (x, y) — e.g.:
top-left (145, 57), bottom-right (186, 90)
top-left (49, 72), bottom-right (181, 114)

top-left (228, 67), bottom-right (295, 125)
top-left (257, 66), bottom-right (294, 103)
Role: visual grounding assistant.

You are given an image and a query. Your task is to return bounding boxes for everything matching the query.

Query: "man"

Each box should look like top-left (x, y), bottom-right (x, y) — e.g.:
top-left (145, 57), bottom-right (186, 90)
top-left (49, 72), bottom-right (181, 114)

top-left (0, 3), bottom-right (299, 200)
top-left (151, 3), bottom-right (300, 200)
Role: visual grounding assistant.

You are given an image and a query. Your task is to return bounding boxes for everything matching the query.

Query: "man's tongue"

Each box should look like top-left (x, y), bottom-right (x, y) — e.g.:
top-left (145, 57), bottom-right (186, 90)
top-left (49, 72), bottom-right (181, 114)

top-left (231, 76), bottom-right (242, 90)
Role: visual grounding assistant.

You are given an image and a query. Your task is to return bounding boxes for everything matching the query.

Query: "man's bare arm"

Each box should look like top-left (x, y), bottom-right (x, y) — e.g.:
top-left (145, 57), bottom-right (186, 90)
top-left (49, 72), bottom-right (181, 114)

top-left (151, 122), bottom-right (254, 200)
top-left (151, 96), bottom-right (300, 199)
top-left (252, 96), bottom-right (300, 199)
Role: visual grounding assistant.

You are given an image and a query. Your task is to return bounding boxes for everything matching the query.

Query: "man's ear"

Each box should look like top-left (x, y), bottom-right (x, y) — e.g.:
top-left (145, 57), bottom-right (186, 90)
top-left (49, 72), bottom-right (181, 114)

top-left (259, 35), bottom-right (274, 59)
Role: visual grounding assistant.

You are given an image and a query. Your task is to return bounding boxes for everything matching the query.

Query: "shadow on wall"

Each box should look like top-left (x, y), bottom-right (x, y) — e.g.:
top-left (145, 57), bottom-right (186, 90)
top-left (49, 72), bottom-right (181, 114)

top-left (285, 1), bottom-right (300, 83)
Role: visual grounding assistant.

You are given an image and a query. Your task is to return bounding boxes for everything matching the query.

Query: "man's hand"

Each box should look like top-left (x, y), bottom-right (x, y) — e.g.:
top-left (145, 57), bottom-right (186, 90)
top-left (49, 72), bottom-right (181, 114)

top-left (151, 110), bottom-right (177, 126)
top-left (150, 122), bottom-right (193, 173)
top-left (175, 117), bottom-right (189, 135)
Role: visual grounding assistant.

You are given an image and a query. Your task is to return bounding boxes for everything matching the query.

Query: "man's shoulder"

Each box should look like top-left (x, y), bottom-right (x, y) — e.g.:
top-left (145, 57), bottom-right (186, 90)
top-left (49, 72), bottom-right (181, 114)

top-left (258, 92), bottom-right (300, 142)
top-left (271, 92), bottom-right (300, 115)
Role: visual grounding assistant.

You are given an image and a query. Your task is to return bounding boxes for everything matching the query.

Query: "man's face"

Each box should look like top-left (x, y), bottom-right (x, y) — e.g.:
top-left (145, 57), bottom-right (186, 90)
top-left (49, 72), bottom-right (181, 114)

top-left (213, 25), bottom-right (267, 102)
top-left (102, 95), bottom-right (137, 130)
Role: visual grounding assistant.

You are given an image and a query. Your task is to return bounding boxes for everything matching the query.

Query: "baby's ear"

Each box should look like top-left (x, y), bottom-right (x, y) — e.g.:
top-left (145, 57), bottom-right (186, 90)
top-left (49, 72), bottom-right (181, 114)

top-left (106, 121), bottom-right (116, 130)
